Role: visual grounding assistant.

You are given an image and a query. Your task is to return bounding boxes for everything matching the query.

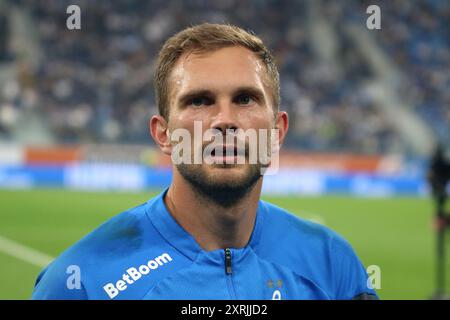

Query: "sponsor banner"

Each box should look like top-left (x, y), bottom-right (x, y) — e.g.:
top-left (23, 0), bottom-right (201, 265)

top-left (0, 164), bottom-right (427, 196)
top-left (0, 164), bottom-right (65, 188)
top-left (278, 152), bottom-right (384, 172)
top-left (262, 169), bottom-right (428, 196)
top-left (21, 145), bottom-right (392, 173)
top-left (25, 146), bottom-right (82, 164)
top-left (64, 164), bottom-right (147, 191)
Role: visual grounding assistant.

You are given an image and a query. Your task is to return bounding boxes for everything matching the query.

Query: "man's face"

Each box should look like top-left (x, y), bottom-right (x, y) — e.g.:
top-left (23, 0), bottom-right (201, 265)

top-left (166, 46), bottom-right (277, 203)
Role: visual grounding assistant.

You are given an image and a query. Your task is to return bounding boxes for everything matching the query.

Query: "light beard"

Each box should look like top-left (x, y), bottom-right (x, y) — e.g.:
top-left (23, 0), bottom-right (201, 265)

top-left (175, 163), bottom-right (262, 208)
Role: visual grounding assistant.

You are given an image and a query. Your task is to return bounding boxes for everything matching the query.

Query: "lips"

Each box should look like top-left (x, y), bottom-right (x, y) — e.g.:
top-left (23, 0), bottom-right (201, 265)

top-left (203, 144), bottom-right (247, 165)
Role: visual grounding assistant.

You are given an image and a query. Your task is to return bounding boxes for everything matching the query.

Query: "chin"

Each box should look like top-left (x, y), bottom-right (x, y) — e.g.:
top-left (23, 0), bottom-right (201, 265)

top-left (176, 162), bottom-right (262, 207)
top-left (206, 165), bottom-right (263, 192)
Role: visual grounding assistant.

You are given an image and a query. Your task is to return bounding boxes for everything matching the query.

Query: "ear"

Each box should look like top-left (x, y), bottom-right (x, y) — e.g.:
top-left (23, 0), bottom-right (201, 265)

top-left (149, 115), bottom-right (172, 156)
top-left (274, 111), bottom-right (289, 148)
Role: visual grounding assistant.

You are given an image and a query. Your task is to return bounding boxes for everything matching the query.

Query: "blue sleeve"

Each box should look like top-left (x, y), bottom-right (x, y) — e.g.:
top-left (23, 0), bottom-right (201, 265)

top-left (330, 235), bottom-right (379, 300)
top-left (31, 264), bottom-right (89, 300)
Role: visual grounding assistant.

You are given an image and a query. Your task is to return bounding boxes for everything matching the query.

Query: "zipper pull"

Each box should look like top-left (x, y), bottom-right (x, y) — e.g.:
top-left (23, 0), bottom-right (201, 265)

top-left (224, 248), bottom-right (232, 274)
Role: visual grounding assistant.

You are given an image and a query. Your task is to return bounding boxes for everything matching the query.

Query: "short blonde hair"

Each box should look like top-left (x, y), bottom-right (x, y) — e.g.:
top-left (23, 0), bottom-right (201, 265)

top-left (154, 23), bottom-right (280, 120)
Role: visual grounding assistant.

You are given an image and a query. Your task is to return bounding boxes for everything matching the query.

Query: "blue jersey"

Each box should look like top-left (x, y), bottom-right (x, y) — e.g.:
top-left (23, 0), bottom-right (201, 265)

top-left (32, 189), bottom-right (377, 300)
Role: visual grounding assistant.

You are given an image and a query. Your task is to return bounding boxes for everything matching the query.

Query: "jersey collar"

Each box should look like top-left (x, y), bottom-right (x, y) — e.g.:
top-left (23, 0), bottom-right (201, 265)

top-left (145, 188), bottom-right (265, 261)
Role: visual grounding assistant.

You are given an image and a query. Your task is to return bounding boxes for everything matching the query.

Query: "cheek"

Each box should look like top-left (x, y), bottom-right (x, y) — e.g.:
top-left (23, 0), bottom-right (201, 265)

top-left (237, 108), bottom-right (274, 130)
top-left (171, 110), bottom-right (206, 131)
top-left (181, 107), bottom-right (214, 124)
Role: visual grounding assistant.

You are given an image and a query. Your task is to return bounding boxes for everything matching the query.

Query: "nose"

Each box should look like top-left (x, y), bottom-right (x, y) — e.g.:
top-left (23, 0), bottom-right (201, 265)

top-left (210, 100), bottom-right (239, 134)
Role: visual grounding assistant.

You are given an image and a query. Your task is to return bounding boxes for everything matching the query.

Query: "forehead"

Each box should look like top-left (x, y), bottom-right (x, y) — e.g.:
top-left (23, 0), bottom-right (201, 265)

top-left (169, 46), bottom-right (267, 100)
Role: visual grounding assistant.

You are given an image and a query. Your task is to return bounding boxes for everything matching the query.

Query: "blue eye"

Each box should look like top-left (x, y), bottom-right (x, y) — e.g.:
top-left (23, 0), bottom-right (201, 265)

top-left (189, 97), bottom-right (211, 107)
top-left (236, 94), bottom-right (253, 105)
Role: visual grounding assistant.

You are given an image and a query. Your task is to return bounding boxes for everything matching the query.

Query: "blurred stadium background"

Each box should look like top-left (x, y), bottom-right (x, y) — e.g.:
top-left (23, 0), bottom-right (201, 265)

top-left (0, 0), bottom-right (449, 299)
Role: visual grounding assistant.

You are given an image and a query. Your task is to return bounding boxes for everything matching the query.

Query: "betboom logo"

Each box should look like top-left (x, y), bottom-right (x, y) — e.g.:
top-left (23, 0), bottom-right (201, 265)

top-left (103, 253), bottom-right (173, 299)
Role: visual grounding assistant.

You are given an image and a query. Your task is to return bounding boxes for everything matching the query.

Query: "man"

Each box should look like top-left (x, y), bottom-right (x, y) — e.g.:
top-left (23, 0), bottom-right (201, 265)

top-left (428, 144), bottom-right (450, 211)
top-left (32, 23), bottom-right (377, 300)
top-left (428, 143), bottom-right (450, 298)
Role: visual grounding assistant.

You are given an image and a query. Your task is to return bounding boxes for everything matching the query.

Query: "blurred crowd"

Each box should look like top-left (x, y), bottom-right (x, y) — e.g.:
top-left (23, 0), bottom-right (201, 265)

top-left (376, 1), bottom-right (450, 148)
top-left (0, 0), bottom-right (448, 155)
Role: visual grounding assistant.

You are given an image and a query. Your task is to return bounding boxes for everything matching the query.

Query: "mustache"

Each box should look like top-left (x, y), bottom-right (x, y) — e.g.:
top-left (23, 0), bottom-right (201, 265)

top-left (201, 142), bottom-right (248, 156)
top-left (200, 129), bottom-right (249, 156)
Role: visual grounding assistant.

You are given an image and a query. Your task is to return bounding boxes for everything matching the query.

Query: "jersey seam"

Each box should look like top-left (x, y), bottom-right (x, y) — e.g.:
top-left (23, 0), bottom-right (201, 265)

top-left (144, 203), bottom-right (199, 263)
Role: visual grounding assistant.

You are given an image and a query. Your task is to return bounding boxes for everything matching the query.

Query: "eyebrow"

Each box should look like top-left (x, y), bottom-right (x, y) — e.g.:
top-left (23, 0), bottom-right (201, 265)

top-left (177, 89), bottom-right (213, 106)
top-left (176, 86), bottom-right (266, 106)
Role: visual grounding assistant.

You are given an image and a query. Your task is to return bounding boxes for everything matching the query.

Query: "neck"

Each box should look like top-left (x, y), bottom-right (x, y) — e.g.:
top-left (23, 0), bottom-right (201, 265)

top-left (164, 171), bottom-right (262, 251)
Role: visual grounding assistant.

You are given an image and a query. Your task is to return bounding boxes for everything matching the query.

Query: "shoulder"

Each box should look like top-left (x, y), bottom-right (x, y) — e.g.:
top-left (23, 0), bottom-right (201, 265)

top-left (258, 200), bottom-right (376, 299)
top-left (32, 200), bottom-right (164, 299)
top-left (259, 200), bottom-right (341, 250)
